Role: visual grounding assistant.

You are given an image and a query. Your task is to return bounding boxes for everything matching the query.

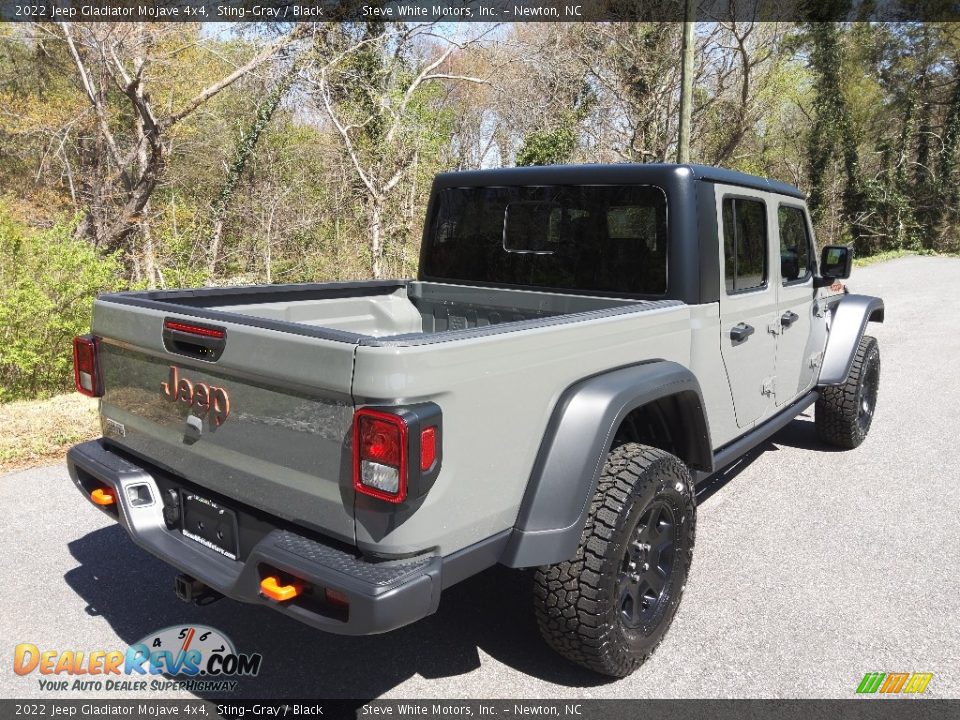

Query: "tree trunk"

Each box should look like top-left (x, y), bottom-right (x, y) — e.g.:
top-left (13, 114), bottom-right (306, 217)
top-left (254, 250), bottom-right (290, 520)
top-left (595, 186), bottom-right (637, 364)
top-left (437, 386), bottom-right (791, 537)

top-left (369, 200), bottom-right (384, 279)
top-left (677, 15), bottom-right (695, 164)
top-left (134, 87), bottom-right (160, 289)
top-left (207, 216), bottom-right (225, 285)
top-left (141, 209), bottom-right (159, 288)
top-left (264, 200), bottom-right (276, 284)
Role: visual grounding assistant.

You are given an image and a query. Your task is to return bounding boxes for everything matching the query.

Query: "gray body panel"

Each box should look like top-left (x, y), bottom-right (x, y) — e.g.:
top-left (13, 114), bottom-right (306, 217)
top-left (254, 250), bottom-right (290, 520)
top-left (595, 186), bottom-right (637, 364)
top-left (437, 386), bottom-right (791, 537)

top-left (349, 298), bottom-right (692, 556)
top-left (819, 294), bottom-right (885, 386)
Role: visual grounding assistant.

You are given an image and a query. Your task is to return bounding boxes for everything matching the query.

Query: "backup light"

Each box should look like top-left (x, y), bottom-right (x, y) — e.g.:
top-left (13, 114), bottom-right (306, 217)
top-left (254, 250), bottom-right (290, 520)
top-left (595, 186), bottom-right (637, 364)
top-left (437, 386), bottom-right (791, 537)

top-left (73, 335), bottom-right (103, 398)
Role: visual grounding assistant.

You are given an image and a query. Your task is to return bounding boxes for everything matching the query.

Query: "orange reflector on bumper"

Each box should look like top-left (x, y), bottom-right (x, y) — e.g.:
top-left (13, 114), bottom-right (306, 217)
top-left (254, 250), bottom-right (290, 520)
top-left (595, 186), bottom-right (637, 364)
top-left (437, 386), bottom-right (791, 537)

top-left (90, 487), bottom-right (115, 506)
top-left (325, 588), bottom-right (349, 607)
top-left (260, 576), bottom-right (303, 602)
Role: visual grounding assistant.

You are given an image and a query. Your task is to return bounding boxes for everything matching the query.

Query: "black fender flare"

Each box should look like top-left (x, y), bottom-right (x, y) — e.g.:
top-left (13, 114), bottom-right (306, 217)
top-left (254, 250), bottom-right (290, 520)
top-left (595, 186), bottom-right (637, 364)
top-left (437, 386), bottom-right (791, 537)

top-left (500, 361), bottom-right (712, 568)
top-left (819, 294), bottom-right (884, 386)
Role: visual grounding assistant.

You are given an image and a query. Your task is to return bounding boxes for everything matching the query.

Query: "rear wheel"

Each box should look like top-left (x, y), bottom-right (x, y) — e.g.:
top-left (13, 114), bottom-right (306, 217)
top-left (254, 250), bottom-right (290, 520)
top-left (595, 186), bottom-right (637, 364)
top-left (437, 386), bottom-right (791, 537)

top-left (533, 443), bottom-right (696, 677)
top-left (816, 335), bottom-right (881, 449)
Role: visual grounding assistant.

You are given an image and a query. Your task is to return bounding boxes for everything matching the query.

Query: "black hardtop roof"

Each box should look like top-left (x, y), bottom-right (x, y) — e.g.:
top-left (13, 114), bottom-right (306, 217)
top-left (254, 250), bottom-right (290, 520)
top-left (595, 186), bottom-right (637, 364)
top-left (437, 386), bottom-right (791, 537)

top-left (432, 163), bottom-right (806, 200)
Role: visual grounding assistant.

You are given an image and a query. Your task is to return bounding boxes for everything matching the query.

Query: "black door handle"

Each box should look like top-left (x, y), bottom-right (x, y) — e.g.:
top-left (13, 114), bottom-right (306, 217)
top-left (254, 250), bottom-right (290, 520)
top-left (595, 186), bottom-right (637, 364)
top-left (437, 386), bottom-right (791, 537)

top-left (781, 311), bottom-right (800, 328)
top-left (730, 322), bottom-right (755, 343)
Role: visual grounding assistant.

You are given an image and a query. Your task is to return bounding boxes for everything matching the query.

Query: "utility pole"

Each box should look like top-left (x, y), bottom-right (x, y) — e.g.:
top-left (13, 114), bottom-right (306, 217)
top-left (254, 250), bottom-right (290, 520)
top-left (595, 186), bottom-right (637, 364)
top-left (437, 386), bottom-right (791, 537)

top-left (677, 2), bottom-right (696, 164)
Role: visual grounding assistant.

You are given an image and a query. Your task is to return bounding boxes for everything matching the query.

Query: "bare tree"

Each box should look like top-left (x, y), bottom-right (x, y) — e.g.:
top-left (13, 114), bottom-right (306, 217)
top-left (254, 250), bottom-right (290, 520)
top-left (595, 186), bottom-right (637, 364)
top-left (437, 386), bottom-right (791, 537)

top-left (49, 22), bottom-right (310, 285)
top-left (306, 23), bottom-right (492, 278)
top-left (695, 21), bottom-right (785, 166)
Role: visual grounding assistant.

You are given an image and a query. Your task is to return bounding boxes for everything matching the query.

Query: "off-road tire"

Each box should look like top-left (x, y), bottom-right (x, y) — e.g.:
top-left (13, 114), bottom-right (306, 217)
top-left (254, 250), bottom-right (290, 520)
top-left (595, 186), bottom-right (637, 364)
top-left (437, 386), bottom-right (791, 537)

top-left (533, 443), bottom-right (696, 677)
top-left (816, 335), bottom-right (881, 449)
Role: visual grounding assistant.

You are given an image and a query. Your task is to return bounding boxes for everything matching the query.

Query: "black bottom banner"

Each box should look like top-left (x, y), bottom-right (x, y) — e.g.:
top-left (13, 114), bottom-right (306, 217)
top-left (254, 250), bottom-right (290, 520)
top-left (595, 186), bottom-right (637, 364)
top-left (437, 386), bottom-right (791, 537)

top-left (5, 699), bottom-right (960, 720)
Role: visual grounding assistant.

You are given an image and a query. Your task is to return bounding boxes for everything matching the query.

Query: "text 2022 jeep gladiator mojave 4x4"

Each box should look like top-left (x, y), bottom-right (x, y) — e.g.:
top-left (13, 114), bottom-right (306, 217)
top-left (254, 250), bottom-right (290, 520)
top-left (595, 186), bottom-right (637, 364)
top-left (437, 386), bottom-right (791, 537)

top-left (68, 164), bottom-right (883, 677)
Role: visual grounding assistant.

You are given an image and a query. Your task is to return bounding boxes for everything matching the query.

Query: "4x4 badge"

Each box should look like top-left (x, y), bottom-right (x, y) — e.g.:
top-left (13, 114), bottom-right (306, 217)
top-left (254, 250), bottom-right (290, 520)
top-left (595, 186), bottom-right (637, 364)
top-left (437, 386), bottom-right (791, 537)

top-left (161, 365), bottom-right (231, 427)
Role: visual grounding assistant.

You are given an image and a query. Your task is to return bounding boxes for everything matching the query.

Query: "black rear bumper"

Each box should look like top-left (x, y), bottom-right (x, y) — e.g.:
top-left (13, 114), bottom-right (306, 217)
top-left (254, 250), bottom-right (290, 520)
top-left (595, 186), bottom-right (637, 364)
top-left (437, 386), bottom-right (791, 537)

top-left (67, 440), bottom-right (447, 635)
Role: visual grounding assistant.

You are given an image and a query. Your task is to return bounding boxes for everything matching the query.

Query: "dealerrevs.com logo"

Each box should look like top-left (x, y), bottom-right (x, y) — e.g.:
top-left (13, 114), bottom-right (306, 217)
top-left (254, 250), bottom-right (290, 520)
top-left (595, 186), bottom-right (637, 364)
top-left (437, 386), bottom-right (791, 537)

top-left (13, 625), bottom-right (261, 693)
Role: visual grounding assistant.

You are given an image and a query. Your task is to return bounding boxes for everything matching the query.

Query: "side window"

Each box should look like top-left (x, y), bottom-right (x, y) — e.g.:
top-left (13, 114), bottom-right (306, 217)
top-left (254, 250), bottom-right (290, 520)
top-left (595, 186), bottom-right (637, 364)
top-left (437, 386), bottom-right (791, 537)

top-left (777, 206), bottom-right (812, 283)
top-left (722, 197), bottom-right (768, 293)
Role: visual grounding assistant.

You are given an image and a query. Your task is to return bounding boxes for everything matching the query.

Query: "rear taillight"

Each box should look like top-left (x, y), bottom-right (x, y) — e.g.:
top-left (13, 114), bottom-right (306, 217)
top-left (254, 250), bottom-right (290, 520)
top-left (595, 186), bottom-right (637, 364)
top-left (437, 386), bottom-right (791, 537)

top-left (352, 405), bottom-right (442, 504)
top-left (354, 409), bottom-right (408, 503)
top-left (73, 335), bottom-right (102, 398)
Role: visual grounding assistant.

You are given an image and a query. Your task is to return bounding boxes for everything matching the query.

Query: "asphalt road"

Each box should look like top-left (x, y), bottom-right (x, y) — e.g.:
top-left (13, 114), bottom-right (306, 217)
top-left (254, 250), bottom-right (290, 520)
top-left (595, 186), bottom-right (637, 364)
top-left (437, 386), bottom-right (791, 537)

top-left (2, 256), bottom-right (958, 701)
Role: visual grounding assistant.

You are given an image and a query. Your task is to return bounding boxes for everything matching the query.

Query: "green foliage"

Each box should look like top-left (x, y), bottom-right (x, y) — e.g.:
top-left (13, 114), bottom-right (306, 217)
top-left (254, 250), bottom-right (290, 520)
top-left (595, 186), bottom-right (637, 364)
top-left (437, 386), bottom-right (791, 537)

top-left (0, 202), bottom-right (126, 401)
top-left (153, 203), bottom-right (210, 289)
top-left (800, 22), bottom-right (960, 255)
top-left (853, 248), bottom-right (940, 268)
top-left (516, 125), bottom-right (577, 167)
top-left (806, 21), bottom-right (863, 236)
top-left (859, 136), bottom-right (924, 253)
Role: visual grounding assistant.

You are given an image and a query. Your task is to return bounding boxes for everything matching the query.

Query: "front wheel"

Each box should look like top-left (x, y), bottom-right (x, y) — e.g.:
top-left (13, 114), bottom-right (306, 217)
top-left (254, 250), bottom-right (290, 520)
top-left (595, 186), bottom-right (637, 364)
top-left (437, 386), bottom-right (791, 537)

top-left (533, 443), bottom-right (696, 677)
top-left (816, 335), bottom-right (881, 449)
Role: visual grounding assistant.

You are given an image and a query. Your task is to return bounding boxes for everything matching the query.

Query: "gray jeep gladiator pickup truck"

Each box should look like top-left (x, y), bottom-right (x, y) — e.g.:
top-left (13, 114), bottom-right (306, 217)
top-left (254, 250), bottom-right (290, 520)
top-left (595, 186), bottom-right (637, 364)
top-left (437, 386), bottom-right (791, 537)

top-left (68, 164), bottom-right (883, 676)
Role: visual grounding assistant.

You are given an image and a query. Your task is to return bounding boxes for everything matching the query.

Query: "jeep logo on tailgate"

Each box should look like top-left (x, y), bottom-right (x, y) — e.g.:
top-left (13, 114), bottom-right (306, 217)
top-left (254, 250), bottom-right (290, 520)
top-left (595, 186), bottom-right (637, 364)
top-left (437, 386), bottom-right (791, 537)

top-left (161, 365), bottom-right (231, 427)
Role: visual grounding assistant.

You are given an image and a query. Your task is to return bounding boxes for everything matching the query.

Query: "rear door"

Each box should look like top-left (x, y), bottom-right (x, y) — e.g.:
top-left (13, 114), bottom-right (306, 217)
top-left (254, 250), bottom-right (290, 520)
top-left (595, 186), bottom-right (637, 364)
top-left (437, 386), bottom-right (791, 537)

top-left (92, 299), bottom-right (358, 543)
top-left (773, 203), bottom-right (828, 405)
top-left (716, 188), bottom-right (779, 429)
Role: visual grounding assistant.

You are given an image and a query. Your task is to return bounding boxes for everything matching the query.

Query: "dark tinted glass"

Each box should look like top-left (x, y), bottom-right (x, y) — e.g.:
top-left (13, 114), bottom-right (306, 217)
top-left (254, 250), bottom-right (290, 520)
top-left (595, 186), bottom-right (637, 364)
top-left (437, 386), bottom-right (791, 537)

top-left (777, 205), bottom-right (812, 282)
top-left (723, 199), bottom-right (737, 294)
top-left (722, 197), bottom-right (768, 292)
top-left (422, 185), bottom-right (667, 295)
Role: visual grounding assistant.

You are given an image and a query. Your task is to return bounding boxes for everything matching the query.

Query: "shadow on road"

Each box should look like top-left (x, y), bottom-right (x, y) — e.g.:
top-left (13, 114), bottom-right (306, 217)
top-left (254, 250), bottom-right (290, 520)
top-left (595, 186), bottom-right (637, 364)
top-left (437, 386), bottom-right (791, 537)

top-left (63, 414), bottom-right (836, 700)
top-left (769, 414), bottom-right (846, 453)
top-left (65, 528), bottom-right (612, 700)
top-left (694, 414), bottom-right (836, 503)
top-left (694, 440), bottom-right (774, 504)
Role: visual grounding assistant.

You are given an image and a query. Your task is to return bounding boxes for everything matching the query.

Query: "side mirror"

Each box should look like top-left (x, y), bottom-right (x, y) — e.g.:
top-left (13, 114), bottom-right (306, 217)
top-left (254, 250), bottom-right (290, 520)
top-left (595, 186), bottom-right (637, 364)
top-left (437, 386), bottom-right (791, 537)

top-left (819, 245), bottom-right (852, 280)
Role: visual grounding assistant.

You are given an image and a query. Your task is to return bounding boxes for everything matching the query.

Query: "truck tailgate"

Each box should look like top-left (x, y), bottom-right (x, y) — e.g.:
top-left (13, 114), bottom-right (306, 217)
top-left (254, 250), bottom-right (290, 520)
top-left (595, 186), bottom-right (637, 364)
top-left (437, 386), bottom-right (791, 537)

top-left (91, 299), bottom-right (357, 543)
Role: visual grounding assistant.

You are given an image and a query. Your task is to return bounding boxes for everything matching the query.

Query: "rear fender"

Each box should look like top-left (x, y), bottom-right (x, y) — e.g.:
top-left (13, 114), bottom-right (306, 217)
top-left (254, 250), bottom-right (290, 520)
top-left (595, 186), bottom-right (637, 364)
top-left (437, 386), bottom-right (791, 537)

top-left (500, 361), bottom-right (711, 568)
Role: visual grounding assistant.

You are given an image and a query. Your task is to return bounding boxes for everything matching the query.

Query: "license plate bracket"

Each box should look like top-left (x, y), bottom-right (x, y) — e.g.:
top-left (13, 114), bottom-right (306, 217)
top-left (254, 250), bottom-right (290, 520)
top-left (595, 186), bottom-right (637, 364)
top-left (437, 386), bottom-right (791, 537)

top-left (180, 491), bottom-right (239, 560)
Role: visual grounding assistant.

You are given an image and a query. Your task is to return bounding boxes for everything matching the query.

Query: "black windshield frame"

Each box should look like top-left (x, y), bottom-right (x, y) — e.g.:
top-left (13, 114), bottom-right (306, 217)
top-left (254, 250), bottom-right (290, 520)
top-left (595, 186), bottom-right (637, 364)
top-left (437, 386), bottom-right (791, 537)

top-left (419, 184), bottom-right (669, 298)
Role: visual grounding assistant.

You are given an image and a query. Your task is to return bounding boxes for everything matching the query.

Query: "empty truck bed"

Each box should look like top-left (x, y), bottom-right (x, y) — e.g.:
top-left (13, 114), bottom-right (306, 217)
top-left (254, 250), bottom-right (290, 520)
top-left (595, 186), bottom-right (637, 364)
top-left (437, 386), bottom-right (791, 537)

top-left (105, 280), bottom-right (661, 344)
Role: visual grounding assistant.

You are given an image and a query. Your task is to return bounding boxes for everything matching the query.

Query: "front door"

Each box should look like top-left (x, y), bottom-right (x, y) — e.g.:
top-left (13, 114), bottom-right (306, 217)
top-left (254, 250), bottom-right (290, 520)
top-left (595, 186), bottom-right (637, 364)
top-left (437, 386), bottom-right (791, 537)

top-left (774, 203), bottom-right (828, 405)
top-left (717, 188), bottom-right (779, 429)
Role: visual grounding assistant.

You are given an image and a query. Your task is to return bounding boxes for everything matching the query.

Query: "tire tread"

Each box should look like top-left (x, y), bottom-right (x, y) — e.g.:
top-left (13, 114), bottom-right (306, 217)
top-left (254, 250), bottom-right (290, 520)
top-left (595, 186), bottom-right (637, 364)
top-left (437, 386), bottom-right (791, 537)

top-left (533, 443), bottom-right (695, 677)
top-left (816, 334), bottom-right (880, 448)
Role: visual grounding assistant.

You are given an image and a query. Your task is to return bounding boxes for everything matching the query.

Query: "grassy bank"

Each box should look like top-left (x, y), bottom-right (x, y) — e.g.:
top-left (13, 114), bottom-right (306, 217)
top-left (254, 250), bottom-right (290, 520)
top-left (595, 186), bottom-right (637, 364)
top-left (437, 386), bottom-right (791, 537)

top-left (852, 249), bottom-right (959, 267)
top-left (0, 393), bottom-right (98, 474)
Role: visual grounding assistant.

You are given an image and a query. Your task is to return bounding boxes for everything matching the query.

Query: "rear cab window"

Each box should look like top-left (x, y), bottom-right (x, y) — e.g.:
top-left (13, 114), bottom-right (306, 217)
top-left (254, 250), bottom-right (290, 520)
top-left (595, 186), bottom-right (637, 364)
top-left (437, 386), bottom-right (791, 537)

top-left (722, 197), bottom-right (768, 294)
top-left (422, 185), bottom-right (668, 296)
